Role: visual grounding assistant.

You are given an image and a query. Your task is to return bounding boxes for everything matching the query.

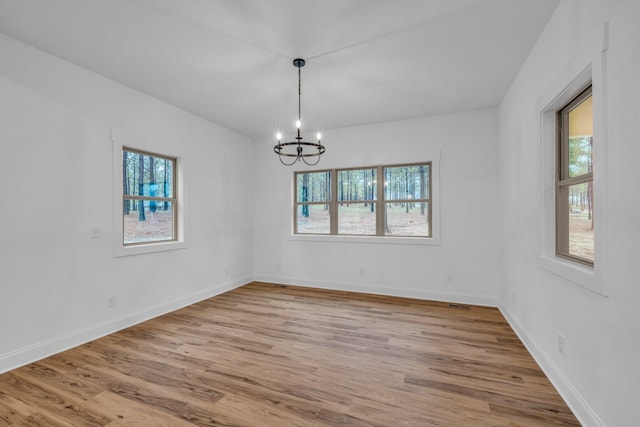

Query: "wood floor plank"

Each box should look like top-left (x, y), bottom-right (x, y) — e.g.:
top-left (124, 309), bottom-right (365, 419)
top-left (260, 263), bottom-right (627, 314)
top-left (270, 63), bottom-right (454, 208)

top-left (0, 371), bottom-right (110, 426)
top-left (82, 392), bottom-right (196, 427)
top-left (0, 391), bottom-right (74, 427)
top-left (0, 282), bottom-right (579, 426)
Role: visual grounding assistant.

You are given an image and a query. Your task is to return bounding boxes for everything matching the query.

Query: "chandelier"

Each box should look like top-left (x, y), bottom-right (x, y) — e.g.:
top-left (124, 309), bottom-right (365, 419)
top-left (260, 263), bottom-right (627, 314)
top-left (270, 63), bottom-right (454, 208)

top-left (274, 58), bottom-right (325, 166)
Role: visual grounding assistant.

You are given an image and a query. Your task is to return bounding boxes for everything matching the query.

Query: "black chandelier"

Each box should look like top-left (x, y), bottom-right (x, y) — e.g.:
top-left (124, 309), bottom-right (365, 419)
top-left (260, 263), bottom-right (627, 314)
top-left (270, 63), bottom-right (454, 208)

top-left (274, 58), bottom-right (325, 166)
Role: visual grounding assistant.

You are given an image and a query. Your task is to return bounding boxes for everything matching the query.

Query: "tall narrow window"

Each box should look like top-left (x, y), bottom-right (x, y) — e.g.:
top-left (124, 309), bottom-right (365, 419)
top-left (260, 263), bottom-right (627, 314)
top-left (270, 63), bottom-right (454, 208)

top-left (557, 85), bottom-right (594, 265)
top-left (295, 170), bottom-right (331, 234)
top-left (337, 168), bottom-right (377, 235)
top-left (384, 164), bottom-right (431, 237)
top-left (123, 148), bottom-right (176, 245)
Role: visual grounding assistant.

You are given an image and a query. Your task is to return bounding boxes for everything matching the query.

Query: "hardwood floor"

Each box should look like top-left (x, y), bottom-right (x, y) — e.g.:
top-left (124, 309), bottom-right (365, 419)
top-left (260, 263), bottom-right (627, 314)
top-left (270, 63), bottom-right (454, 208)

top-left (0, 282), bottom-right (579, 426)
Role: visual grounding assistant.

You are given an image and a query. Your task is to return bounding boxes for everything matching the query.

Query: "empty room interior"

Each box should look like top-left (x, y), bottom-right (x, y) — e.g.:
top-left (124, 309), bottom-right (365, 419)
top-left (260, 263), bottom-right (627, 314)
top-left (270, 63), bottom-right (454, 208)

top-left (0, 0), bottom-right (638, 426)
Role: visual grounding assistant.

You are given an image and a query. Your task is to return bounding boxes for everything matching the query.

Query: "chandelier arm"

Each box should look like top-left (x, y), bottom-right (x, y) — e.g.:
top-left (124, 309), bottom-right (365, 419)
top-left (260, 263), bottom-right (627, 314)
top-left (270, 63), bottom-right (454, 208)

top-left (278, 154), bottom-right (299, 166)
top-left (301, 155), bottom-right (322, 166)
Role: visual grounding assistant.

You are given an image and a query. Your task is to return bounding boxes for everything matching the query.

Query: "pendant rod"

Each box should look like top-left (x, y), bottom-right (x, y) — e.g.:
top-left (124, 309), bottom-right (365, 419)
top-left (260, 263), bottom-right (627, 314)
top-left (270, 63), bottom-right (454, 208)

top-left (298, 65), bottom-right (301, 122)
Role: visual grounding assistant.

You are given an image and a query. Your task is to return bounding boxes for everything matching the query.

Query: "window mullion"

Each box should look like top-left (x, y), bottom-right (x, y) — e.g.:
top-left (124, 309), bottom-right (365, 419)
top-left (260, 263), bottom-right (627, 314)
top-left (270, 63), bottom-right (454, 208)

top-left (124, 196), bottom-right (175, 202)
top-left (558, 173), bottom-right (593, 187)
top-left (293, 173), bottom-right (299, 234)
top-left (330, 169), bottom-right (338, 235)
top-left (559, 110), bottom-right (569, 181)
top-left (376, 165), bottom-right (384, 236)
top-left (428, 163), bottom-right (433, 238)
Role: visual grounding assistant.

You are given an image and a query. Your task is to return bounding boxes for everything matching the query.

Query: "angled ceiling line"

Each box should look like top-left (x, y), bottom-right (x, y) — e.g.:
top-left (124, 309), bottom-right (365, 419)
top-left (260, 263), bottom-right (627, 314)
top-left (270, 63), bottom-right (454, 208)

top-left (131, 0), bottom-right (290, 60)
top-left (306, 1), bottom-right (490, 60)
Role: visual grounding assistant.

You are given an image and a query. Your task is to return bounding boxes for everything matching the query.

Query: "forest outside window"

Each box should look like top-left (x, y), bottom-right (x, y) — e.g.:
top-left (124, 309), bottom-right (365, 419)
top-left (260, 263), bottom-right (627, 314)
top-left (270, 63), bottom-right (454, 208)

top-left (123, 148), bottom-right (177, 245)
top-left (294, 162), bottom-right (432, 237)
top-left (295, 170), bottom-right (331, 234)
top-left (337, 168), bottom-right (377, 235)
top-left (557, 85), bottom-right (594, 266)
top-left (384, 165), bottom-right (430, 237)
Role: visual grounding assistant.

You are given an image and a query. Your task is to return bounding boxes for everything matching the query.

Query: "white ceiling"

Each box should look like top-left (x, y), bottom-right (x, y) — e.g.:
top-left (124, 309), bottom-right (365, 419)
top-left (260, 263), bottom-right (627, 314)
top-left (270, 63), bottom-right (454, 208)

top-left (0, 0), bottom-right (559, 139)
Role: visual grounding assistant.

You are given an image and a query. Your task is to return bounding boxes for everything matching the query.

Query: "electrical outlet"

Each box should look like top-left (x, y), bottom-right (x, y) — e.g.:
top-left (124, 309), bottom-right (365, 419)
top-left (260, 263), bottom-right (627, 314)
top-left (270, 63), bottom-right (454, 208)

top-left (359, 268), bottom-right (365, 276)
top-left (90, 226), bottom-right (102, 239)
top-left (558, 334), bottom-right (565, 355)
top-left (107, 295), bottom-right (117, 309)
top-left (446, 275), bottom-right (453, 284)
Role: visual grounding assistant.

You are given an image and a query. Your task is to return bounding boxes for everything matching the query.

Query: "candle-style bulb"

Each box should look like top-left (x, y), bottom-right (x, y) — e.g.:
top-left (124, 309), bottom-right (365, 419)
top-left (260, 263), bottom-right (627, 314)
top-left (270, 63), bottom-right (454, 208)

top-left (296, 119), bottom-right (301, 129)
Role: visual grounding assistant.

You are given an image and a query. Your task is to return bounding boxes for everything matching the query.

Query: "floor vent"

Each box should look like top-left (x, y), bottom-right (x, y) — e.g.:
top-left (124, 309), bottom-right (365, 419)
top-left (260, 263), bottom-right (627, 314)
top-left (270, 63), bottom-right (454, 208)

top-left (448, 303), bottom-right (470, 310)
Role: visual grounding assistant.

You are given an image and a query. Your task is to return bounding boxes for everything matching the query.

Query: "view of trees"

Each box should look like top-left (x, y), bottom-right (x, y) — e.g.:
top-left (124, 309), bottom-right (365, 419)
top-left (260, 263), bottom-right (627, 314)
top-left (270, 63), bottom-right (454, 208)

top-left (123, 150), bottom-right (175, 244)
top-left (338, 169), bottom-right (377, 204)
top-left (568, 135), bottom-right (593, 221)
top-left (295, 164), bottom-right (431, 236)
top-left (296, 171), bottom-right (330, 217)
top-left (383, 165), bottom-right (430, 235)
top-left (567, 135), bottom-right (594, 261)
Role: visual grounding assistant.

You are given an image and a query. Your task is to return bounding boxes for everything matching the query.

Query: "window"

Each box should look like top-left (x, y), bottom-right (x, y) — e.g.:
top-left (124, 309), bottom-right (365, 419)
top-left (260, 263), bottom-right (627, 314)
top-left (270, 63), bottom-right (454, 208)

top-left (384, 165), bottom-right (431, 237)
top-left (122, 148), bottom-right (177, 245)
top-left (556, 85), bottom-right (593, 266)
top-left (294, 162), bottom-right (432, 238)
top-left (337, 168), bottom-right (377, 235)
top-left (295, 170), bottom-right (331, 234)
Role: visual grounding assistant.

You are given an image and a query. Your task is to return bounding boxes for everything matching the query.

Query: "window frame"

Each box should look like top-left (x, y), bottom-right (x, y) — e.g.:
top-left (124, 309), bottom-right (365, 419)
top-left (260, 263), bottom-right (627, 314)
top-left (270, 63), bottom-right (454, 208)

top-left (382, 164), bottom-right (432, 237)
top-left (336, 166), bottom-right (378, 236)
top-left (293, 169), bottom-right (332, 235)
top-left (293, 162), bottom-right (433, 239)
top-left (122, 147), bottom-right (178, 246)
top-left (111, 128), bottom-right (187, 257)
top-left (538, 64), bottom-right (607, 296)
top-left (555, 85), bottom-right (594, 267)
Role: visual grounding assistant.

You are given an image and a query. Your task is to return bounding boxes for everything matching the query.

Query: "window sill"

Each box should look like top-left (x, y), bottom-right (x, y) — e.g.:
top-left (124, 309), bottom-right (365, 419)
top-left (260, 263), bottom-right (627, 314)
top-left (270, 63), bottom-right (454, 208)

top-left (288, 234), bottom-right (440, 246)
top-left (113, 240), bottom-right (188, 258)
top-left (538, 255), bottom-right (606, 296)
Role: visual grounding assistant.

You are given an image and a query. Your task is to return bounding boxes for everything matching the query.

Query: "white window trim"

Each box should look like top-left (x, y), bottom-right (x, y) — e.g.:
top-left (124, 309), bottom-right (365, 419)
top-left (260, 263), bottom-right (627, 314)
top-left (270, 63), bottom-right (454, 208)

top-left (290, 153), bottom-right (441, 246)
top-left (111, 127), bottom-right (188, 257)
top-left (539, 65), bottom-right (608, 296)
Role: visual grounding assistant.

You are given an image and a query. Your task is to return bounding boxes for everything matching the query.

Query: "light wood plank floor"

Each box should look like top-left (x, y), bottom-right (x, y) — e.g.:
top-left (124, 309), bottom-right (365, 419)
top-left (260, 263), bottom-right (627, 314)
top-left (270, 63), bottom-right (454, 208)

top-left (0, 282), bottom-right (579, 426)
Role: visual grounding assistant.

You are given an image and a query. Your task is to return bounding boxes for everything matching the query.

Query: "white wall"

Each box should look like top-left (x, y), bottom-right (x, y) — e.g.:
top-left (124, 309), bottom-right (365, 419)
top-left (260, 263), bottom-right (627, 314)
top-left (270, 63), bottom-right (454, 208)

top-left (0, 35), bottom-right (254, 373)
top-left (498, 0), bottom-right (640, 425)
top-left (254, 108), bottom-right (503, 305)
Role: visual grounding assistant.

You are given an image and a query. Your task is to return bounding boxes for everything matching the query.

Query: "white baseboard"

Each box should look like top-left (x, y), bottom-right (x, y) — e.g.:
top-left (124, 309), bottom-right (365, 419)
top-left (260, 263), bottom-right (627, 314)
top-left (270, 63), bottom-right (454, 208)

top-left (254, 274), bottom-right (498, 307)
top-left (499, 303), bottom-right (605, 427)
top-left (0, 276), bottom-right (252, 375)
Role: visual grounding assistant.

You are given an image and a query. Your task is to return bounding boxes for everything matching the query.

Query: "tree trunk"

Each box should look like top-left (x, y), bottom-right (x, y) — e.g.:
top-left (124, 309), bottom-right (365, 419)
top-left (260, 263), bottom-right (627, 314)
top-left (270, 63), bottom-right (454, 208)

top-left (405, 169), bottom-right (409, 213)
top-left (123, 152), bottom-right (130, 215)
top-left (138, 153), bottom-right (146, 221)
top-left (163, 158), bottom-right (169, 210)
top-left (346, 170), bottom-right (351, 206)
top-left (419, 166), bottom-right (426, 215)
top-left (302, 173), bottom-right (309, 217)
top-left (588, 181), bottom-right (593, 225)
top-left (149, 157), bottom-right (157, 213)
top-left (370, 168), bottom-right (375, 212)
